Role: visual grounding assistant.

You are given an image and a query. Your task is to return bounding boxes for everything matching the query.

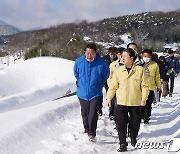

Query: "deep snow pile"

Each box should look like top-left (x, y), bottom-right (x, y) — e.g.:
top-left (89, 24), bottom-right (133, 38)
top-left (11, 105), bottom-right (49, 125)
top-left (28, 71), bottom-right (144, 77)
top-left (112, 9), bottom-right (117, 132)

top-left (0, 56), bottom-right (179, 154)
top-left (0, 57), bottom-right (76, 113)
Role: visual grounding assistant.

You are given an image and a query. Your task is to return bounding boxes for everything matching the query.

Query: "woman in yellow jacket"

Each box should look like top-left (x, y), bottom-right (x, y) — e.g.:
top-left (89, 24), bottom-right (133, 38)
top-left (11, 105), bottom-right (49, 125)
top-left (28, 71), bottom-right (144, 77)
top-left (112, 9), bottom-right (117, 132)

top-left (141, 49), bottom-right (161, 124)
top-left (107, 48), bottom-right (149, 152)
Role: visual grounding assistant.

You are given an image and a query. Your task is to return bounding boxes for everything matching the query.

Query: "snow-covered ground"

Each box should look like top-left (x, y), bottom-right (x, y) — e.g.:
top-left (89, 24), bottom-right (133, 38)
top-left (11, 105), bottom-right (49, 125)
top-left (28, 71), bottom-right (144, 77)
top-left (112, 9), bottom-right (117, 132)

top-left (0, 56), bottom-right (179, 154)
top-left (0, 55), bottom-right (24, 70)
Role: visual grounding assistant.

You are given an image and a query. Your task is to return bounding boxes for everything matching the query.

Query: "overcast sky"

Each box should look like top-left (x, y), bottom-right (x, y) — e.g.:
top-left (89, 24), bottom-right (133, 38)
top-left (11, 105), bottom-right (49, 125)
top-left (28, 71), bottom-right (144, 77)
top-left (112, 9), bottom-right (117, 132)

top-left (0, 0), bottom-right (179, 30)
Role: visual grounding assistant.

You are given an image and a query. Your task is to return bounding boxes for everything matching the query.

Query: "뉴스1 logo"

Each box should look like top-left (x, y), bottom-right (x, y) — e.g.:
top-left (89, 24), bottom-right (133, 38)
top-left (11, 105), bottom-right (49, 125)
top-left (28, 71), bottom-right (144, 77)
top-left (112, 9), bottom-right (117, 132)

top-left (135, 138), bottom-right (180, 152)
top-left (167, 138), bottom-right (180, 152)
top-left (135, 141), bottom-right (165, 149)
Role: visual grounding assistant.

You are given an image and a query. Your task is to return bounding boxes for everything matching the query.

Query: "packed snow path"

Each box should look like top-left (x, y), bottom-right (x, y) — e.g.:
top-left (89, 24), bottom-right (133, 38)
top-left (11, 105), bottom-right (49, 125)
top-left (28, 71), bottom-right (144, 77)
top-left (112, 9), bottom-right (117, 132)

top-left (0, 57), bottom-right (179, 154)
top-left (0, 85), bottom-right (179, 154)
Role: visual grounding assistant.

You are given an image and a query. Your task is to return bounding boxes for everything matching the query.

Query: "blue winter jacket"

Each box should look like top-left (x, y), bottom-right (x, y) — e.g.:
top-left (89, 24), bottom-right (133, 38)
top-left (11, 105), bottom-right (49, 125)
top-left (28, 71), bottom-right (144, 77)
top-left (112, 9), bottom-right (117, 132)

top-left (74, 53), bottom-right (110, 101)
top-left (166, 55), bottom-right (180, 78)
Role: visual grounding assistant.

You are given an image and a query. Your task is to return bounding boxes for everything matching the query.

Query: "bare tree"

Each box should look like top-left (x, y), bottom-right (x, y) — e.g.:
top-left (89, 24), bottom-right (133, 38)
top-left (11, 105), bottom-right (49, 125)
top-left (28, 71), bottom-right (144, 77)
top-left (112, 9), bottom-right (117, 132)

top-left (133, 30), bottom-right (149, 50)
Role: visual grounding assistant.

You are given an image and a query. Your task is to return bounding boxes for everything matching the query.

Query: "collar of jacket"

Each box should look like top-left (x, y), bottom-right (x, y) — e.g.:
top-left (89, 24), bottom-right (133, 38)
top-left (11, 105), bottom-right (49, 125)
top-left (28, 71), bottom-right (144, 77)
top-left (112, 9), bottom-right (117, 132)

top-left (168, 55), bottom-right (174, 59)
top-left (122, 64), bottom-right (136, 77)
top-left (118, 59), bottom-right (124, 65)
top-left (146, 60), bottom-right (153, 66)
top-left (84, 53), bottom-right (100, 62)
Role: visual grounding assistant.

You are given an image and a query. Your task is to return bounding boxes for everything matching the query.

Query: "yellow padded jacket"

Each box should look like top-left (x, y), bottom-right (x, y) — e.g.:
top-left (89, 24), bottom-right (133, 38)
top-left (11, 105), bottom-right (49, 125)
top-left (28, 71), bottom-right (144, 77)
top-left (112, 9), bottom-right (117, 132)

top-left (146, 60), bottom-right (161, 91)
top-left (107, 60), bottom-right (123, 87)
top-left (107, 64), bottom-right (149, 106)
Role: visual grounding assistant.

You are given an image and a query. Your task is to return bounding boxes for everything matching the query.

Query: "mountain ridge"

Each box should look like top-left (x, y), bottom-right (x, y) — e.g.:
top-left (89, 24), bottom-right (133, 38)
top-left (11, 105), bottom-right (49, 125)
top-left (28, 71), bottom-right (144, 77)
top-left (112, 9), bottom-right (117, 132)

top-left (1, 10), bottom-right (180, 59)
top-left (0, 19), bottom-right (21, 36)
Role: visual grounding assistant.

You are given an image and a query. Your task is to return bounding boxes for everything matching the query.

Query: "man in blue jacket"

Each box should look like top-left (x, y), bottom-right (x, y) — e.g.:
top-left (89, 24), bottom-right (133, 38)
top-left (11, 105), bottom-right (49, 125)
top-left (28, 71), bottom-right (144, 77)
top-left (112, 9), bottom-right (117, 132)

top-left (74, 43), bottom-right (109, 141)
top-left (166, 49), bottom-right (179, 97)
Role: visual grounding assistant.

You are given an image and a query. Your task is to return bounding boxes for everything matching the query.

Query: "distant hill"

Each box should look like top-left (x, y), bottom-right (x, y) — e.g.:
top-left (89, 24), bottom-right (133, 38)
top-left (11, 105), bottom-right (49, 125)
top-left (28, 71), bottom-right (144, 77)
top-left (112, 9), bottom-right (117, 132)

top-left (0, 20), bottom-right (21, 49)
top-left (0, 20), bottom-right (8, 26)
top-left (175, 8), bottom-right (180, 12)
top-left (0, 19), bottom-right (21, 36)
top-left (3, 10), bottom-right (180, 60)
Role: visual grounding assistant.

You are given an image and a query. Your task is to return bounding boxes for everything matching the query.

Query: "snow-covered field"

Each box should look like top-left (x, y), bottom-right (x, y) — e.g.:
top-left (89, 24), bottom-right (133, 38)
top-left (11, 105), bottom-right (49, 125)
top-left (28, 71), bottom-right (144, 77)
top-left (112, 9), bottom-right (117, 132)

top-left (0, 56), bottom-right (179, 154)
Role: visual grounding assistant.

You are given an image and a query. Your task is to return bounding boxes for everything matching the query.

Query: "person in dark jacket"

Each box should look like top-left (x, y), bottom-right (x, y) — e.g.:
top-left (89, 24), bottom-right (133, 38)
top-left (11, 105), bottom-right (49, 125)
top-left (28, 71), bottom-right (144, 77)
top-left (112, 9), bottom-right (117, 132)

top-left (152, 53), bottom-right (165, 79)
top-left (165, 49), bottom-right (180, 97)
top-left (151, 53), bottom-right (165, 102)
top-left (159, 56), bottom-right (169, 97)
top-left (103, 47), bottom-right (118, 65)
top-left (103, 47), bottom-right (118, 91)
top-left (101, 47), bottom-right (117, 119)
top-left (74, 43), bottom-right (109, 141)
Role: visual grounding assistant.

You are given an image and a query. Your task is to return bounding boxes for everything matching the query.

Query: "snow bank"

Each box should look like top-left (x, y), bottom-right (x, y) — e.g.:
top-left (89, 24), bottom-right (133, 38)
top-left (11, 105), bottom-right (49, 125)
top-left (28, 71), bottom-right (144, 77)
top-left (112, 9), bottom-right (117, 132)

top-left (0, 57), bottom-right (76, 112)
top-left (0, 57), bottom-right (75, 97)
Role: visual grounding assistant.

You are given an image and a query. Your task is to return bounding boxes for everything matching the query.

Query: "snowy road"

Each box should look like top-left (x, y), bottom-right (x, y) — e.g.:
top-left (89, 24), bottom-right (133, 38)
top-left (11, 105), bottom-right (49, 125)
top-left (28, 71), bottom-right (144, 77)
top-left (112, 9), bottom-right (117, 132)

top-left (0, 88), bottom-right (179, 154)
top-left (0, 57), bottom-right (179, 154)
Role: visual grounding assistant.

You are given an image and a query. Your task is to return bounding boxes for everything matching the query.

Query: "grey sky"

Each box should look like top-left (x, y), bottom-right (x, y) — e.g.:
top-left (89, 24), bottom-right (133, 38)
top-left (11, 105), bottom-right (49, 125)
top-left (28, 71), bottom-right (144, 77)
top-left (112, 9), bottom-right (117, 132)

top-left (0, 0), bottom-right (179, 30)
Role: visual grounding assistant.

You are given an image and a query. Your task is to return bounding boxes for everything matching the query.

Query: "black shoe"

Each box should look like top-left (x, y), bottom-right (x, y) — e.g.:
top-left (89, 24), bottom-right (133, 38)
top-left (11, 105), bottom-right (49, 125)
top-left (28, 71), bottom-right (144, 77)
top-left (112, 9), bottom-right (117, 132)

top-left (131, 138), bottom-right (137, 147)
top-left (153, 100), bottom-right (157, 105)
top-left (89, 135), bottom-right (96, 142)
top-left (117, 144), bottom-right (127, 152)
top-left (83, 129), bottom-right (89, 133)
top-left (97, 110), bottom-right (103, 116)
top-left (109, 116), bottom-right (114, 120)
top-left (144, 120), bottom-right (149, 124)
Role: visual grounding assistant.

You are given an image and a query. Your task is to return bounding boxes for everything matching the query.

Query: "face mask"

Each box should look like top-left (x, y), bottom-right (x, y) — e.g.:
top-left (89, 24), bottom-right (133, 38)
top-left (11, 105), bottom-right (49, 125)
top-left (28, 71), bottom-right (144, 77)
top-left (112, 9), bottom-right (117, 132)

top-left (86, 57), bottom-right (94, 62)
top-left (143, 57), bottom-right (151, 63)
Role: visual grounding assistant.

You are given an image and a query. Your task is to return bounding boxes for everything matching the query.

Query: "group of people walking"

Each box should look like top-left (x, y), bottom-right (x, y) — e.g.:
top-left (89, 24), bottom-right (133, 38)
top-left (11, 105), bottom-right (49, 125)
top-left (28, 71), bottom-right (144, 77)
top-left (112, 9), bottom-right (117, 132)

top-left (73, 43), bottom-right (179, 152)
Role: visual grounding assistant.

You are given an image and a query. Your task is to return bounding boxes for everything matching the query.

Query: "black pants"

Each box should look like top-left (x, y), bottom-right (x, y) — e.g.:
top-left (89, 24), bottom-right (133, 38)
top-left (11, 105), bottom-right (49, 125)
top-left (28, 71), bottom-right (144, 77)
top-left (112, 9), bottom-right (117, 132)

top-left (116, 105), bottom-right (141, 144)
top-left (104, 83), bottom-right (116, 117)
top-left (104, 81), bottom-right (109, 92)
top-left (167, 77), bottom-right (175, 94)
top-left (78, 96), bottom-right (103, 137)
top-left (109, 96), bottom-right (116, 117)
top-left (98, 96), bottom-right (103, 111)
top-left (97, 83), bottom-right (108, 112)
top-left (143, 91), bottom-right (154, 122)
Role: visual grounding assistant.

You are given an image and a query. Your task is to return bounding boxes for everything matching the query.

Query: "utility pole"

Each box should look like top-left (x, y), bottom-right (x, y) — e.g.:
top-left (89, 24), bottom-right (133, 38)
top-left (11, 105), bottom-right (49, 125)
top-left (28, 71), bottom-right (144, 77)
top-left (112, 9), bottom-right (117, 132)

top-left (39, 48), bottom-right (42, 57)
top-left (7, 54), bottom-right (9, 66)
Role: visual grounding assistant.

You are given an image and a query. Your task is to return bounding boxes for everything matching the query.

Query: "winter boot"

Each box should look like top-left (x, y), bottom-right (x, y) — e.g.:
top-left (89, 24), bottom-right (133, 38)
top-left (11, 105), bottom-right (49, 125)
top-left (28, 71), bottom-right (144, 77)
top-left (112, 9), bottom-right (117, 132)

top-left (117, 143), bottom-right (128, 152)
top-left (131, 138), bottom-right (137, 147)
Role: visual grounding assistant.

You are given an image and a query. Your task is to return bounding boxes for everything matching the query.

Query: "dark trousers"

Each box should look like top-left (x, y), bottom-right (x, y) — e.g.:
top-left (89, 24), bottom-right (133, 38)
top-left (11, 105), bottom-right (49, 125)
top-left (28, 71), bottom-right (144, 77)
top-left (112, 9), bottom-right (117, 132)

top-left (98, 96), bottom-right (103, 111)
top-left (167, 77), bottom-right (175, 94)
top-left (109, 96), bottom-right (116, 117)
top-left (97, 83), bottom-right (108, 112)
top-left (143, 91), bottom-right (154, 122)
top-left (78, 96), bottom-right (103, 137)
top-left (104, 81), bottom-right (109, 92)
top-left (104, 83), bottom-right (116, 117)
top-left (116, 105), bottom-right (141, 144)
